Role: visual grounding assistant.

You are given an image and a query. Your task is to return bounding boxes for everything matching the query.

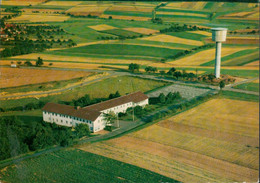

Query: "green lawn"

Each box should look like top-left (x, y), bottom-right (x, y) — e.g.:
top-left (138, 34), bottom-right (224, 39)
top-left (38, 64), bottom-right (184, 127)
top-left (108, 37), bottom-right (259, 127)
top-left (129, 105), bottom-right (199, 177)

top-left (233, 82), bottom-right (259, 92)
top-left (201, 48), bottom-right (259, 66)
top-left (47, 44), bottom-right (183, 60)
top-left (0, 149), bottom-right (178, 183)
top-left (0, 76), bottom-right (169, 110)
top-left (167, 31), bottom-right (209, 41)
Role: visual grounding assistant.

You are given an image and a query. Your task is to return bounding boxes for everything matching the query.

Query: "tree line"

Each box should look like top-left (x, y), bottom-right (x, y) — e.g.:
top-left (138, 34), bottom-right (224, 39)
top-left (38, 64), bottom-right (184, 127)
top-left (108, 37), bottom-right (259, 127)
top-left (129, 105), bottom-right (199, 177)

top-left (0, 116), bottom-right (90, 161)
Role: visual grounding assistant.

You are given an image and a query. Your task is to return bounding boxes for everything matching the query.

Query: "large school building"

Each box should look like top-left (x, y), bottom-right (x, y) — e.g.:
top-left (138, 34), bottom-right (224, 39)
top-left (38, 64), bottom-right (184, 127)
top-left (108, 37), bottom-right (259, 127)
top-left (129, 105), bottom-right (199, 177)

top-left (42, 91), bottom-right (148, 132)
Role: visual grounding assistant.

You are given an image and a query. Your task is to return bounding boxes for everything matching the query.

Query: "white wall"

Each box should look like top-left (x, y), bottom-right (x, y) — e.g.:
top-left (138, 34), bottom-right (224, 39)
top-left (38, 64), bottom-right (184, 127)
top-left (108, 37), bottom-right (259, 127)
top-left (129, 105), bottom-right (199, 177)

top-left (43, 111), bottom-right (94, 131)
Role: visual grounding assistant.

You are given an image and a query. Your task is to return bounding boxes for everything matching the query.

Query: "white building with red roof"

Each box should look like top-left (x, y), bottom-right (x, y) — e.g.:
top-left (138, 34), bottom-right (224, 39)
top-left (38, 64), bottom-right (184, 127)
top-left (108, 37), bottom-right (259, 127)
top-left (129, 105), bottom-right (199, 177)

top-left (42, 91), bottom-right (148, 132)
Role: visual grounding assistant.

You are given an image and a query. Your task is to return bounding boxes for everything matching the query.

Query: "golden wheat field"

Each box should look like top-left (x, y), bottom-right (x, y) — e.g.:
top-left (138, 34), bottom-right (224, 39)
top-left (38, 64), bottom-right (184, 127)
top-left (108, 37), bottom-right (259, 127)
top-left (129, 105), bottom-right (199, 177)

top-left (187, 30), bottom-right (211, 36)
top-left (123, 27), bottom-right (159, 35)
top-left (66, 5), bottom-right (110, 16)
top-left (9, 14), bottom-right (70, 22)
top-left (140, 34), bottom-right (204, 46)
top-left (78, 98), bottom-right (259, 182)
top-left (88, 24), bottom-right (117, 31)
top-left (1, 0), bottom-right (42, 6)
top-left (0, 67), bottom-right (92, 88)
top-left (245, 61), bottom-right (259, 66)
top-left (10, 53), bottom-right (152, 65)
top-left (107, 5), bottom-right (154, 12)
top-left (169, 47), bottom-right (255, 65)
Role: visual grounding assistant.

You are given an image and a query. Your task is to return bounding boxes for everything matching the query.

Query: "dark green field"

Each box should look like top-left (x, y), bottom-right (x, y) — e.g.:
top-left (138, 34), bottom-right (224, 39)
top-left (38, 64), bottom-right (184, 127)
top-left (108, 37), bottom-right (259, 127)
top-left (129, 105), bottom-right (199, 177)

top-left (0, 149), bottom-right (179, 183)
top-left (233, 82), bottom-right (259, 92)
top-left (47, 44), bottom-right (183, 60)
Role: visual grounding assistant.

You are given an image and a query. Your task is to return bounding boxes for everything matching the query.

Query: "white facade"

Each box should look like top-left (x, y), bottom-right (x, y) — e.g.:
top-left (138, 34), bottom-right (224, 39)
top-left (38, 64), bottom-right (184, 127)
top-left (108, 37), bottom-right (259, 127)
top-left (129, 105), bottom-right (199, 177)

top-left (42, 97), bottom-right (148, 133)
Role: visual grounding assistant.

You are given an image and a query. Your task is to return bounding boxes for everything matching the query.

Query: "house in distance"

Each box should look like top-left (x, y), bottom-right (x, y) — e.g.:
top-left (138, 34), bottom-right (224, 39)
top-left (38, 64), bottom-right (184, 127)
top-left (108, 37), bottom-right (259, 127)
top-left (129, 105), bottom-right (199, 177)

top-left (42, 91), bottom-right (148, 132)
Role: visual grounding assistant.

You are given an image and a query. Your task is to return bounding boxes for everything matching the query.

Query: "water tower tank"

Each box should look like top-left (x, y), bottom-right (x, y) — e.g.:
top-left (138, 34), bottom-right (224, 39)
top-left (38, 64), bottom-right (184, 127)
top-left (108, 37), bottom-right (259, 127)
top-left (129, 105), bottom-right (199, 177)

top-left (211, 28), bottom-right (227, 42)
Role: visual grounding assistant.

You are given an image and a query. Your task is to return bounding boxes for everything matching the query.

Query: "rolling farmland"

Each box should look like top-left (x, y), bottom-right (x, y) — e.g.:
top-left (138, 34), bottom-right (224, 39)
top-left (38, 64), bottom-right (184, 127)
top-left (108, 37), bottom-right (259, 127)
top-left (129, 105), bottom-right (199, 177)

top-left (79, 98), bottom-right (259, 183)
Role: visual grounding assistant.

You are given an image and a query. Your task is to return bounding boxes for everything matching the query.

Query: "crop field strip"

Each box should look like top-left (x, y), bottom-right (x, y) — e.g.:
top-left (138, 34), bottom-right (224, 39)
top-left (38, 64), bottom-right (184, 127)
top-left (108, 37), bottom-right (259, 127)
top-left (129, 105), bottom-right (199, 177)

top-left (0, 149), bottom-right (177, 183)
top-left (202, 48), bottom-right (259, 66)
top-left (233, 82), bottom-right (259, 92)
top-left (9, 13), bottom-right (70, 22)
top-left (170, 47), bottom-right (257, 66)
top-left (0, 67), bottom-right (92, 88)
top-left (167, 31), bottom-right (209, 41)
top-left (98, 28), bottom-right (142, 37)
top-left (79, 99), bottom-right (259, 182)
top-left (0, 76), bottom-right (168, 109)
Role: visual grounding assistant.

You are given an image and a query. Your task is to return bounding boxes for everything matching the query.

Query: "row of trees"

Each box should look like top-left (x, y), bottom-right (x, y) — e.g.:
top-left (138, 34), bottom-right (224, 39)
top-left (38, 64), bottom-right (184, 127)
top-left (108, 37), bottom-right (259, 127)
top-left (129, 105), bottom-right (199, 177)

top-left (160, 24), bottom-right (208, 33)
top-left (149, 92), bottom-right (182, 105)
top-left (0, 116), bottom-right (90, 160)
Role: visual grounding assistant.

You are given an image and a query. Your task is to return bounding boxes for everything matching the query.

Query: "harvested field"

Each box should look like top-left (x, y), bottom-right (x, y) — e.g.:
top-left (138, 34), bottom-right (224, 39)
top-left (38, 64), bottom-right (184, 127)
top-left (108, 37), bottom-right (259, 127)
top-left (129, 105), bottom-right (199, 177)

top-left (1, 0), bottom-right (42, 6)
top-left (156, 11), bottom-right (207, 18)
top-left (0, 67), bottom-right (92, 88)
top-left (88, 24), bottom-right (116, 31)
top-left (225, 38), bottom-right (259, 44)
top-left (222, 52), bottom-right (259, 66)
top-left (80, 98), bottom-right (259, 182)
top-left (123, 27), bottom-right (159, 35)
top-left (170, 47), bottom-right (254, 66)
top-left (9, 53), bottom-right (151, 65)
top-left (66, 5), bottom-right (110, 16)
top-left (100, 14), bottom-right (150, 21)
top-left (9, 14), bottom-right (69, 22)
top-left (43, 1), bottom-right (82, 6)
top-left (140, 34), bottom-right (203, 46)
top-left (223, 11), bottom-right (254, 17)
top-left (22, 8), bottom-right (64, 13)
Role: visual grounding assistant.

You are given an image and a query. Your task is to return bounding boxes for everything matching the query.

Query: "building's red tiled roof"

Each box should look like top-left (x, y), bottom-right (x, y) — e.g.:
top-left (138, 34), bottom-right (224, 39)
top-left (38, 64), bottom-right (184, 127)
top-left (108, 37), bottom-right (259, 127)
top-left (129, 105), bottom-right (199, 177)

top-left (42, 103), bottom-right (101, 121)
top-left (42, 91), bottom-right (148, 121)
top-left (84, 91), bottom-right (148, 112)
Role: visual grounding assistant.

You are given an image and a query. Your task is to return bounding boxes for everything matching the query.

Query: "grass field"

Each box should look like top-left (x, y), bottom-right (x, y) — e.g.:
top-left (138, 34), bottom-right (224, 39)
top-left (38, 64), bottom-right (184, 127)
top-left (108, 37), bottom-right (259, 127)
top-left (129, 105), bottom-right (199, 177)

top-left (167, 31), bottom-right (209, 41)
top-left (47, 44), bottom-right (183, 60)
top-left (0, 67), bottom-right (92, 88)
top-left (0, 149), bottom-right (177, 183)
top-left (0, 76), bottom-right (168, 109)
top-left (99, 28), bottom-right (142, 37)
top-left (233, 82), bottom-right (259, 92)
top-left (79, 98), bottom-right (259, 182)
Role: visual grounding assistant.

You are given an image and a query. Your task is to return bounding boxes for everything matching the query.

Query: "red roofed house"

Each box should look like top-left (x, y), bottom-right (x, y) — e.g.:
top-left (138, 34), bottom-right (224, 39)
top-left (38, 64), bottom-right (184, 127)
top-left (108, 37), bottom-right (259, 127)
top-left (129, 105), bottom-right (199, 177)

top-left (42, 91), bottom-right (148, 132)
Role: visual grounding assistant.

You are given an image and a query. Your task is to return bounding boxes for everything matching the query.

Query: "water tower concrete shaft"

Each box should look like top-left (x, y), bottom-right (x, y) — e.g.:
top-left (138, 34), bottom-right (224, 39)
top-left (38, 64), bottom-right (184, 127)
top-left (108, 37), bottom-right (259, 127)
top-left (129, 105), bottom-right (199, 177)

top-left (211, 28), bottom-right (227, 78)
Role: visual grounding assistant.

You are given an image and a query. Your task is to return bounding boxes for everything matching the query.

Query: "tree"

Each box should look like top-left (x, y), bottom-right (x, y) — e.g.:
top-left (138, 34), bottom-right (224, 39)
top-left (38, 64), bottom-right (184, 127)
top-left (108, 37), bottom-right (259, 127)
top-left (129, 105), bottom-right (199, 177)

top-left (128, 63), bottom-right (140, 73)
top-left (24, 61), bottom-right (32, 66)
top-left (36, 57), bottom-right (43, 66)
top-left (158, 93), bottom-right (166, 103)
top-left (134, 105), bottom-right (144, 117)
top-left (74, 123), bottom-right (90, 138)
top-left (219, 80), bottom-right (225, 90)
top-left (103, 111), bottom-right (117, 126)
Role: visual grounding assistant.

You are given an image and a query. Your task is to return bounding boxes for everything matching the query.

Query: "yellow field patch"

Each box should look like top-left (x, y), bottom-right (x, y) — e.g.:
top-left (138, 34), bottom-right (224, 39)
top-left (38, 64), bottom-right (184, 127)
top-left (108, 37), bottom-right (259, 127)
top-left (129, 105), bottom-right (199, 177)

top-left (193, 2), bottom-right (207, 10)
top-left (165, 99), bottom-right (259, 138)
top-left (9, 53), bottom-right (151, 65)
top-left (66, 5), bottom-right (109, 16)
top-left (123, 27), bottom-right (159, 35)
top-left (88, 24), bottom-right (116, 31)
top-left (247, 11), bottom-right (259, 18)
top-left (187, 30), bottom-right (211, 36)
top-left (170, 47), bottom-right (254, 66)
top-left (140, 34), bottom-right (203, 46)
top-left (0, 67), bottom-right (92, 88)
top-left (156, 11), bottom-right (207, 18)
top-left (165, 2), bottom-right (185, 8)
top-left (224, 11), bottom-right (253, 17)
top-left (100, 14), bottom-right (150, 21)
top-left (43, 1), bottom-right (82, 6)
top-left (9, 14), bottom-right (69, 22)
top-left (1, 0), bottom-right (42, 6)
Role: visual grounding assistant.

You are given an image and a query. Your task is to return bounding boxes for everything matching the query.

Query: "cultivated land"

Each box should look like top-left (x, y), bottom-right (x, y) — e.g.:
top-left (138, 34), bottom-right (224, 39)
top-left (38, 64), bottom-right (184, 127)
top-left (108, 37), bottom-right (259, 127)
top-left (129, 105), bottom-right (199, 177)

top-left (0, 149), bottom-right (178, 183)
top-left (0, 1), bottom-right (259, 182)
top-left (0, 67), bottom-right (92, 88)
top-left (79, 98), bottom-right (259, 182)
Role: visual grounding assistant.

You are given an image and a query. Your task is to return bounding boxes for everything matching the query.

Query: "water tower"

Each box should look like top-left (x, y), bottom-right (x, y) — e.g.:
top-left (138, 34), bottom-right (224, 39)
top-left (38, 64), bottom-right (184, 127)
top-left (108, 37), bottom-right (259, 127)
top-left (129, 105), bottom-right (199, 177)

top-left (211, 28), bottom-right (228, 78)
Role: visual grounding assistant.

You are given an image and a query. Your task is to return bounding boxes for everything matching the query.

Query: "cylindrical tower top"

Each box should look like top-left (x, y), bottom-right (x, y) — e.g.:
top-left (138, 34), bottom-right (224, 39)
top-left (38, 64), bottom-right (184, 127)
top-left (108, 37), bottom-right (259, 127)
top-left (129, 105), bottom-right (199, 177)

top-left (211, 28), bottom-right (228, 42)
